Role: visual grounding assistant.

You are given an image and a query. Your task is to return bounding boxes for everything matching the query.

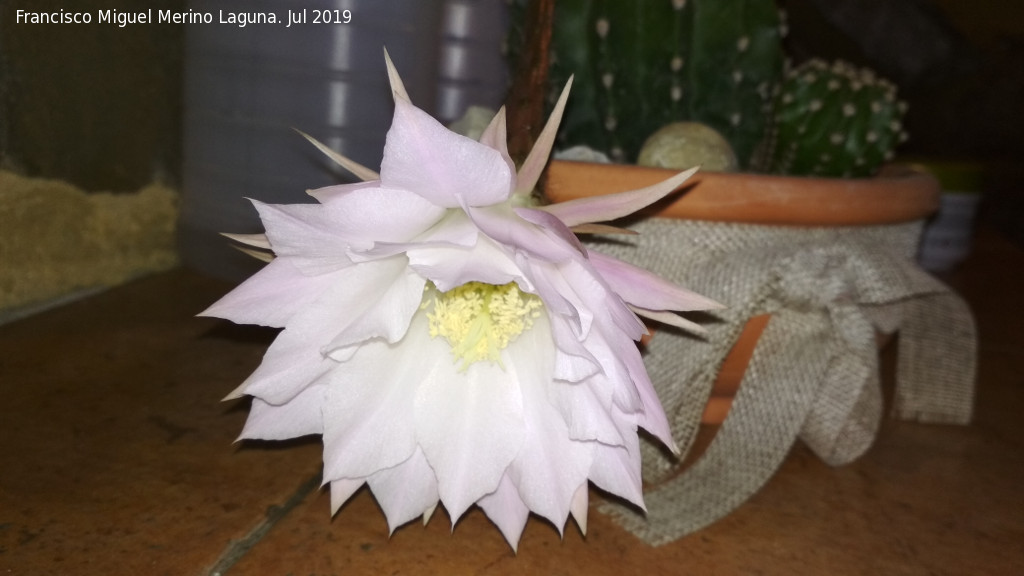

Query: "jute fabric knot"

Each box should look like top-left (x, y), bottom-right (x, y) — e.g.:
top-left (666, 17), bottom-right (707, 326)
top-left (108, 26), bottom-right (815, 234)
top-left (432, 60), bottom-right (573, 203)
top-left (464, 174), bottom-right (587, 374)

top-left (589, 218), bottom-right (976, 545)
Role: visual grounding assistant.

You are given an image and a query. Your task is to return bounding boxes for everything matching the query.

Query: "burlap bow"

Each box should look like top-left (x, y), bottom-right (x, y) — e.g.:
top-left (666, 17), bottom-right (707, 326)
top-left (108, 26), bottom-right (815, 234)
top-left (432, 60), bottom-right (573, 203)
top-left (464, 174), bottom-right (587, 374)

top-left (591, 219), bottom-right (976, 545)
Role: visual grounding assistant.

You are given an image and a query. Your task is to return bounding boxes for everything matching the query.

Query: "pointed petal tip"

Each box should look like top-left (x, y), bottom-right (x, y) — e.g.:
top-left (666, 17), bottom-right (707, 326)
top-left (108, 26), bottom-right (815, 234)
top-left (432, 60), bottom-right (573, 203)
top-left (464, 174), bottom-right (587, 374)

top-left (221, 381), bottom-right (248, 401)
top-left (570, 484), bottom-right (589, 536)
top-left (294, 128), bottom-right (380, 182)
top-left (515, 75), bottom-right (575, 195)
top-left (422, 502), bottom-right (438, 526)
top-left (383, 47), bottom-right (411, 103)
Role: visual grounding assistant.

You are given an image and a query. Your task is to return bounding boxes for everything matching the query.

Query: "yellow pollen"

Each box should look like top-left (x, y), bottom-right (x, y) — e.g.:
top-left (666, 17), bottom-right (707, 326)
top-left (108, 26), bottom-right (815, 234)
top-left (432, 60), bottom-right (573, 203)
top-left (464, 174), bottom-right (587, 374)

top-left (423, 281), bottom-right (543, 371)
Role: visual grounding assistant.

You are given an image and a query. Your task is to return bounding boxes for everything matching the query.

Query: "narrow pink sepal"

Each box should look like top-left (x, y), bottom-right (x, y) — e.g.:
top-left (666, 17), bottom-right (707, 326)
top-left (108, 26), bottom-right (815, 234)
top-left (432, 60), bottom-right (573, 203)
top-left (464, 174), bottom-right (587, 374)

top-left (588, 249), bottom-right (724, 312)
top-left (516, 77), bottom-right (573, 196)
top-left (541, 166), bottom-right (699, 227)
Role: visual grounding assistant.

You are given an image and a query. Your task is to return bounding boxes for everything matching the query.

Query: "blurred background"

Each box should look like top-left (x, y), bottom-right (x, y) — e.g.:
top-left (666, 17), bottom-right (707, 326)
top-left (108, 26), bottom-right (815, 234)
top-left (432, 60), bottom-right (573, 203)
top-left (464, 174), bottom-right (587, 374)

top-left (1, 0), bottom-right (1022, 292)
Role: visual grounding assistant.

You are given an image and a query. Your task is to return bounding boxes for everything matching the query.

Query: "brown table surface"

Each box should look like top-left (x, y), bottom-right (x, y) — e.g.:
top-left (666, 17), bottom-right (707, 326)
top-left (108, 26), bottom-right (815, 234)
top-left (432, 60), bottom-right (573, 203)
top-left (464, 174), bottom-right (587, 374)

top-left (2, 228), bottom-right (1022, 576)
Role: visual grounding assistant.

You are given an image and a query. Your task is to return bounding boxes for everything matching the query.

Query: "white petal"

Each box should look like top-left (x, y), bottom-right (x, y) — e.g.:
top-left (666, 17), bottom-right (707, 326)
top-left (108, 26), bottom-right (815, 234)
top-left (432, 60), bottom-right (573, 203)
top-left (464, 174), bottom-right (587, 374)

top-left (310, 183), bottom-right (447, 246)
top-left (367, 449), bottom-right (440, 534)
top-left (588, 431), bottom-right (646, 510)
top-left (240, 259), bottom-right (411, 404)
top-left (548, 379), bottom-right (624, 446)
top-left (330, 478), bottom-right (366, 515)
top-left (199, 257), bottom-right (339, 328)
top-left (324, 266), bottom-right (426, 354)
top-left (382, 98), bottom-right (511, 208)
top-left (252, 200), bottom-right (356, 274)
top-left (504, 315), bottom-right (592, 530)
top-left (543, 312), bottom-right (601, 382)
top-left (350, 210), bottom-right (480, 262)
top-left (322, 318), bottom-right (436, 481)
top-left (414, 342), bottom-right (526, 521)
top-left (407, 235), bottom-right (526, 293)
top-left (477, 474), bottom-right (531, 552)
top-left (238, 384), bottom-right (326, 440)
top-left (236, 328), bottom-right (335, 405)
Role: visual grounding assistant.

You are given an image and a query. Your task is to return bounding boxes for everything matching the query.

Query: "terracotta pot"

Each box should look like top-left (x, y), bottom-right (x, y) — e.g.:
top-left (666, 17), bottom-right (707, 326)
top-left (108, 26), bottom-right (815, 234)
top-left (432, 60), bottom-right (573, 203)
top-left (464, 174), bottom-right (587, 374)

top-left (544, 160), bottom-right (941, 425)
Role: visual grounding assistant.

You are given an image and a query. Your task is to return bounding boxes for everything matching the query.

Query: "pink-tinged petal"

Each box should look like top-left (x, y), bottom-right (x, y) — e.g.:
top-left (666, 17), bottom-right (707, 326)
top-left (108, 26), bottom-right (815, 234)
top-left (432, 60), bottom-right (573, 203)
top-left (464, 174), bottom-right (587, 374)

top-left (584, 328), bottom-right (642, 414)
top-left (477, 474), bottom-right (530, 552)
top-left (588, 249), bottom-right (724, 312)
top-left (238, 384), bottom-right (326, 440)
top-left (296, 129), bottom-right (380, 182)
top-left (478, 106), bottom-right (518, 195)
top-left (469, 204), bottom-right (587, 266)
top-left (540, 166), bottom-right (699, 226)
top-left (351, 210), bottom-right (480, 262)
top-left (330, 478), bottom-right (366, 515)
top-left (240, 259), bottom-right (411, 404)
top-left (414, 339), bottom-right (526, 521)
top-left (520, 257), bottom-right (586, 334)
top-left (407, 236), bottom-right (526, 293)
top-left (622, 345), bottom-right (677, 453)
top-left (366, 448), bottom-right (439, 534)
top-left (560, 258), bottom-right (646, 341)
top-left (504, 316), bottom-right (592, 531)
top-left (252, 200), bottom-right (356, 274)
top-left (514, 207), bottom-right (588, 257)
top-left (323, 266), bottom-right (425, 353)
top-left (516, 77), bottom-right (573, 196)
top-left (312, 183), bottom-right (448, 245)
top-left (631, 306), bottom-right (708, 336)
top-left (199, 257), bottom-right (339, 328)
top-left (569, 223), bottom-right (637, 236)
top-left (570, 483), bottom-right (589, 536)
top-left (381, 98), bottom-right (511, 208)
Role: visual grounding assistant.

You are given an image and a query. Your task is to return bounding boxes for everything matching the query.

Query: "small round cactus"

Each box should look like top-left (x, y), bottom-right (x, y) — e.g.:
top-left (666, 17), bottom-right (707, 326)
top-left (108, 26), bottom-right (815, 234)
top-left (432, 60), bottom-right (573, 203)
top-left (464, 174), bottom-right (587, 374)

top-left (638, 122), bottom-right (739, 172)
top-left (760, 59), bottom-right (908, 178)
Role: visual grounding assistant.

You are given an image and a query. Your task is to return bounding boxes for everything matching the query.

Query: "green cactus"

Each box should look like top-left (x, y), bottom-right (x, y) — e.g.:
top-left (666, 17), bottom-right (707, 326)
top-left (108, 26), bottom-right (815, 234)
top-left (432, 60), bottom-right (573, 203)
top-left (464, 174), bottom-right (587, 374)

top-left (508, 0), bottom-right (908, 177)
top-left (762, 59), bottom-right (908, 178)
top-left (511, 0), bottom-right (783, 167)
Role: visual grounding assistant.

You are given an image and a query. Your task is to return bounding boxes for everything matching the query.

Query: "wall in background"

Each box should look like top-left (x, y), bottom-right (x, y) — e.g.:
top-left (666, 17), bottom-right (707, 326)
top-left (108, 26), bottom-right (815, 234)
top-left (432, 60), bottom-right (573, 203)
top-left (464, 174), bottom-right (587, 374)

top-left (1, 0), bottom-right (184, 192)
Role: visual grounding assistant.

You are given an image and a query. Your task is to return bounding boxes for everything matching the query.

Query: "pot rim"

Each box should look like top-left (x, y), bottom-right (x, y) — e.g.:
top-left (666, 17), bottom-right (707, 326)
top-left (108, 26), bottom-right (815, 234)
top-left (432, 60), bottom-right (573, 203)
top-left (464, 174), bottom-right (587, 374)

top-left (543, 160), bottom-right (941, 226)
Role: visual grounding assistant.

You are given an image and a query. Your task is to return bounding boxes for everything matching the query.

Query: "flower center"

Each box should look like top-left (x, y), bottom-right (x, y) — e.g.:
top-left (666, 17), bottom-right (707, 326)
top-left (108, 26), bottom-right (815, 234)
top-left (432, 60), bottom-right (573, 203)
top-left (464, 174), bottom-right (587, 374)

top-left (424, 281), bottom-right (543, 371)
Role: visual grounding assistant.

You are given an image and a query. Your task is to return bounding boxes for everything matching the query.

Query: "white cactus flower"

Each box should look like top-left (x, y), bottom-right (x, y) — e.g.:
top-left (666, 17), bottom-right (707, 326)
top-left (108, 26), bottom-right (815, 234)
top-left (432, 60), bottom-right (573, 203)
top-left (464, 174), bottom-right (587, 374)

top-left (202, 53), bottom-right (719, 551)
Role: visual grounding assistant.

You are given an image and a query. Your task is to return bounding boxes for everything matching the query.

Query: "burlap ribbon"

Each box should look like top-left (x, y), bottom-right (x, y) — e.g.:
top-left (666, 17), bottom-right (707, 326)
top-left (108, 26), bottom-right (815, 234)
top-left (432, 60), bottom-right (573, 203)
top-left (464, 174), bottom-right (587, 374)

top-left (590, 218), bottom-right (976, 545)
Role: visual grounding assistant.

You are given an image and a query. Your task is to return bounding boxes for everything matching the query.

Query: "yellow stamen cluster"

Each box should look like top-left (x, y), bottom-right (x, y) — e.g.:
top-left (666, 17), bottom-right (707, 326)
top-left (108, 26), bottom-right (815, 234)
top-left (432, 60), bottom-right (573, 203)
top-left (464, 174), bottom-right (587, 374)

top-left (424, 281), bottom-right (543, 371)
